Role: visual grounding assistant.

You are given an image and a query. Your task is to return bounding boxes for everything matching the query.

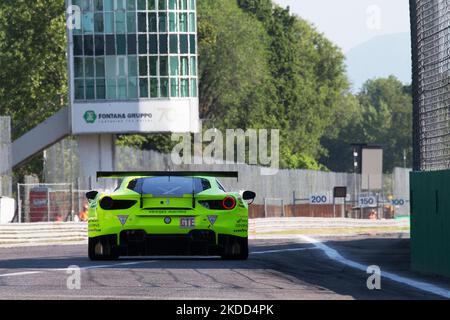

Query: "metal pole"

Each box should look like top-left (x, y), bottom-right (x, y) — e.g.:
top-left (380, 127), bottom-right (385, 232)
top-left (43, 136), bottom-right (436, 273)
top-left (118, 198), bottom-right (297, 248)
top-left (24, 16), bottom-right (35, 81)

top-left (17, 183), bottom-right (21, 223)
top-left (264, 198), bottom-right (267, 218)
top-left (47, 189), bottom-right (50, 222)
top-left (333, 197), bottom-right (335, 218)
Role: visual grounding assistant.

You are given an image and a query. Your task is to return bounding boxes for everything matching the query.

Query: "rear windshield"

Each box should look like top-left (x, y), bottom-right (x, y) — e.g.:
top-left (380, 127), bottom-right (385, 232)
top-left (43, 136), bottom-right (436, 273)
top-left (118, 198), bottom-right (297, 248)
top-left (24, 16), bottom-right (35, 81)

top-left (128, 177), bottom-right (211, 196)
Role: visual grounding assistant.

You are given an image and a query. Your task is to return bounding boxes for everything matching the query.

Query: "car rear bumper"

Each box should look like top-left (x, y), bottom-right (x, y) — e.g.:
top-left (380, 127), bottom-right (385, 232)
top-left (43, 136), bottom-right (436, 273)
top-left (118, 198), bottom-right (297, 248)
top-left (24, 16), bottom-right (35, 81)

top-left (90, 231), bottom-right (245, 257)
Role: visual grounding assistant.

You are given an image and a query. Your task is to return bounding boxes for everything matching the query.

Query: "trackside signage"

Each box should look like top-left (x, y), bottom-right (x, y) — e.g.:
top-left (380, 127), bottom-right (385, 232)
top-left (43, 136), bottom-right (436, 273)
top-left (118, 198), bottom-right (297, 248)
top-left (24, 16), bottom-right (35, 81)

top-left (72, 100), bottom-right (200, 134)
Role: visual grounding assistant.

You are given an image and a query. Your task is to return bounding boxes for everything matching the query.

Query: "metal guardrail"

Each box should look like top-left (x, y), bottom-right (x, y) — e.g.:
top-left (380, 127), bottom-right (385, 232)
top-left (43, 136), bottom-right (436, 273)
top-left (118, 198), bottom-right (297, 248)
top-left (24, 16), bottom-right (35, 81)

top-left (0, 218), bottom-right (410, 248)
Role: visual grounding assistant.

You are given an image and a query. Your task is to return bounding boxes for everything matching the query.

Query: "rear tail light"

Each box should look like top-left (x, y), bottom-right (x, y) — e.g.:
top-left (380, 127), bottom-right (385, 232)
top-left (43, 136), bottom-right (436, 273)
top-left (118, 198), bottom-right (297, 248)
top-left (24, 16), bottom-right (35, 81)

top-left (222, 196), bottom-right (236, 210)
top-left (100, 197), bottom-right (137, 210)
top-left (199, 197), bottom-right (237, 211)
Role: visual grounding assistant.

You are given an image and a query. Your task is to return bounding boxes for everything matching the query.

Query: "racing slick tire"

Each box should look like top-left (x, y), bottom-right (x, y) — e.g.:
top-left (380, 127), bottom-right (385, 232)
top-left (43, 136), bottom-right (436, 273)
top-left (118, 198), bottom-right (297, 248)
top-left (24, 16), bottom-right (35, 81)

top-left (221, 236), bottom-right (249, 260)
top-left (88, 236), bottom-right (120, 261)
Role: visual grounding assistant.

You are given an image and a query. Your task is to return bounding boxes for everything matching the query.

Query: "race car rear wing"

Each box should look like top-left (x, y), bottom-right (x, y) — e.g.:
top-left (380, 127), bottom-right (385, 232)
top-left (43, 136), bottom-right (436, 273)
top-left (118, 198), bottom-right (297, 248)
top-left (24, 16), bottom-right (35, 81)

top-left (97, 171), bottom-right (239, 181)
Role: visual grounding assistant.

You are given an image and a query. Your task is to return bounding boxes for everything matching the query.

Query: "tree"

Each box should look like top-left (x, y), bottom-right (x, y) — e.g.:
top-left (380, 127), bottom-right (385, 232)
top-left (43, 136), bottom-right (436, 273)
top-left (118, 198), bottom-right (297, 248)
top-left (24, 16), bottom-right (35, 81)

top-left (0, 0), bottom-right (67, 179)
top-left (321, 76), bottom-right (412, 172)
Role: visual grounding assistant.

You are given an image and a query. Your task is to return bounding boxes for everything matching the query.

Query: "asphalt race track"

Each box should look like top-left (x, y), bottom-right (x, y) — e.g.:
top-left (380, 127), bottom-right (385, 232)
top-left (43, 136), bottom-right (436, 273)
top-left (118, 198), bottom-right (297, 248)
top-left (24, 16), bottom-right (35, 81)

top-left (0, 234), bottom-right (449, 300)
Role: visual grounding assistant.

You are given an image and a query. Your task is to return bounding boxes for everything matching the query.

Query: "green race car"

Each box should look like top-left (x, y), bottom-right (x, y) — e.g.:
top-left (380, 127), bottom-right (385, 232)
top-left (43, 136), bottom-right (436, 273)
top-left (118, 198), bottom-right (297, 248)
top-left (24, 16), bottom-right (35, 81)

top-left (86, 172), bottom-right (256, 261)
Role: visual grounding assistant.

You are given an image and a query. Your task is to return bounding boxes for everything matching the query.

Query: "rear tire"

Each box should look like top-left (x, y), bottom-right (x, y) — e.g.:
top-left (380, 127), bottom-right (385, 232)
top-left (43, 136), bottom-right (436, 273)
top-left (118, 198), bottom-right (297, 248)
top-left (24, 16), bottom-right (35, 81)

top-left (221, 237), bottom-right (248, 260)
top-left (88, 237), bottom-right (120, 261)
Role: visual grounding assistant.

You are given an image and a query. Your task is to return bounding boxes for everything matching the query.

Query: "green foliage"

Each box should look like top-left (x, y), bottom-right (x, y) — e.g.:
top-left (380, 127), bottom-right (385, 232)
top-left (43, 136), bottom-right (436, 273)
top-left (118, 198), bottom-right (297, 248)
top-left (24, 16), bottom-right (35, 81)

top-left (0, 0), bottom-right (67, 181)
top-left (321, 76), bottom-right (412, 172)
top-left (0, 0), bottom-right (67, 139)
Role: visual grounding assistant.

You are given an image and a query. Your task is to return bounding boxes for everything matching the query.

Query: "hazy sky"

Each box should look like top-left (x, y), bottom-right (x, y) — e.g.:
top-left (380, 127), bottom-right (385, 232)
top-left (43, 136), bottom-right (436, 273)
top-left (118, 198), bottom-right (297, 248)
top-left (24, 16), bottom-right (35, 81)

top-left (273, 0), bottom-right (411, 52)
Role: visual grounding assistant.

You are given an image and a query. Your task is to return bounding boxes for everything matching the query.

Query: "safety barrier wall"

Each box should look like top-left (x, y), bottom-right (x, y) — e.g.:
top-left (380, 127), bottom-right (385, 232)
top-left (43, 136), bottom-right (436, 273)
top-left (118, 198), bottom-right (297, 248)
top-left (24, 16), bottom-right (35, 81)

top-left (410, 170), bottom-right (450, 277)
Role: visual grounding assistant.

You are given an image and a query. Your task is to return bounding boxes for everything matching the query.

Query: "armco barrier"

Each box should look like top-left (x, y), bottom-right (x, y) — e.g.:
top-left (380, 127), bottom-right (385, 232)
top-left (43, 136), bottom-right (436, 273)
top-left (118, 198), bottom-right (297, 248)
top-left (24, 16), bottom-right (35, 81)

top-left (0, 222), bottom-right (87, 247)
top-left (0, 218), bottom-right (409, 248)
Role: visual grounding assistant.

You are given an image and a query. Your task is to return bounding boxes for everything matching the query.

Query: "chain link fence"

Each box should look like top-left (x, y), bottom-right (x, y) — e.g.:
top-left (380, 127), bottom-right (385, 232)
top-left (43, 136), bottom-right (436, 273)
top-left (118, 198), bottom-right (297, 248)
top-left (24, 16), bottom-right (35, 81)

top-left (411, 0), bottom-right (450, 171)
top-left (16, 183), bottom-right (93, 223)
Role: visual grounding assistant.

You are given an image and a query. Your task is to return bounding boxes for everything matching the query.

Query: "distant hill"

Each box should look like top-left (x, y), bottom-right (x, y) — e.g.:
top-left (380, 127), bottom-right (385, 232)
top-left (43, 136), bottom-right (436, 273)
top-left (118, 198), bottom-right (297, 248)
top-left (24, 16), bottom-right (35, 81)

top-left (346, 32), bottom-right (412, 91)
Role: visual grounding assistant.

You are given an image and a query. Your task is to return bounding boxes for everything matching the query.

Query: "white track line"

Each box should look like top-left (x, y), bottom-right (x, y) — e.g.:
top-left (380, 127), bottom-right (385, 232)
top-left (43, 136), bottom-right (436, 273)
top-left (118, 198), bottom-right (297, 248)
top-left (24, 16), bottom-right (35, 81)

top-left (297, 235), bottom-right (450, 299)
top-left (0, 271), bottom-right (42, 277)
top-left (251, 247), bottom-right (319, 255)
top-left (0, 260), bottom-right (157, 278)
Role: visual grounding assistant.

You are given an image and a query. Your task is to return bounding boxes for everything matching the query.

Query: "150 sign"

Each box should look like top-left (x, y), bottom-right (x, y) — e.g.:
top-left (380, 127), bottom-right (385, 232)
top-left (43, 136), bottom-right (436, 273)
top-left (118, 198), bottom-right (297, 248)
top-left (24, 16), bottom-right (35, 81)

top-left (359, 196), bottom-right (377, 208)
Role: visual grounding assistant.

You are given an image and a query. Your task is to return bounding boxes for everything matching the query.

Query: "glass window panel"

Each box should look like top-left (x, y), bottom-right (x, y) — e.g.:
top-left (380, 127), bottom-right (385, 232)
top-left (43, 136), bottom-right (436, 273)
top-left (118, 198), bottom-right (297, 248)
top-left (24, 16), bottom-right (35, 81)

top-left (105, 56), bottom-right (117, 78)
top-left (127, 0), bottom-right (136, 11)
top-left (190, 0), bottom-right (195, 10)
top-left (117, 56), bottom-right (127, 76)
top-left (104, 13), bottom-right (114, 33)
top-left (181, 78), bottom-right (189, 97)
top-left (105, 34), bottom-right (116, 55)
top-left (115, 12), bottom-right (126, 33)
top-left (148, 0), bottom-right (156, 10)
top-left (169, 0), bottom-right (177, 10)
top-left (139, 78), bottom-right (149, 97)
top-left (170, 56), bottom-right (178, 76)
top-left (158, 0), bottom-right (166, 10)
top-left (189, 13), bottom-right (195, 32)
top-left (127, 34), bottom-right (137, 54)
top-left (86, 79), bottom-right (95, 99)
top-left (94, 13), bottom-right (104, 32)
top-left (169, 12), bottom-right (178, 32)
top-left (82, 0), bottom-right (92, 11)
top-left (116, 34), bottom-right (127, 55)
top-left (83, 12), bottom-right (94, 33)
top-left (170, 78), bottom-right (179, 97)
top-left (169, 35), bottom-right (178, 54)
top-left (159, 13), bottom-right (167, 33)
top-left (95, 57), bottom-right (105, 77)
top-left (74, 58), bottom-right (84, 78)
top-left (179, 13), bottom-right (187, 32)
top-left (189, 34), bottom-right (196, 53)
top-left (160, 78), bottom-right (169, 97)
top-left (96, 79), bottom-right (106, 99)
top-left (160, 56), bottom-right (168, 76)
top-left (73, 0), bottom-right (83, 8)
top-left (74, 36), bottom-right (83, 55)
top-left (149, 56), bottom-right (158, 76)
top-left (159, 34), bottom-right (168, 54)
top-left (149, 35), bottom-right (158, 54)
top-left (95, 35), bottom-right (104, 55)
top-left (138, 13), bottom-right (147, 32)
top-left (139, 56), bottom-right (148, 76)
top-left (75, 80), bottom-right (85, 100)
top-left (116, 0), bottom-right (126, 10)
top-left (84, 35), bottom-right (94, 55)
top-left (190, 78), bottom-right (197, 97)
top-left (137, 0), bottom-right (146, 10)
top-left (180, 56), bottom-right (188, 76)
top-left (138, 34), bottom-right (147, 54)
top-left (107, 78), bottom-right (117, 99)
top-left (190, 56), bottom-right (196, 76)
top-left (150, 78), bottom-right (158, 97)
top-left (179, 34), bottom-right (188, 54)
top-left (179, 0), bottom-right (187, 10)
top-left (128, 77), bottom-right (138, 99)
top-left (128, 56), bottom-right (138, 76)
top-left (118, 78), bottom-right (127, 99)
top-left (104, 0), bottom-right (114, 11)
top-left (127, 12), bottom-right (136, 33)
top-left (148, 13), bottom-right (157, 32)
